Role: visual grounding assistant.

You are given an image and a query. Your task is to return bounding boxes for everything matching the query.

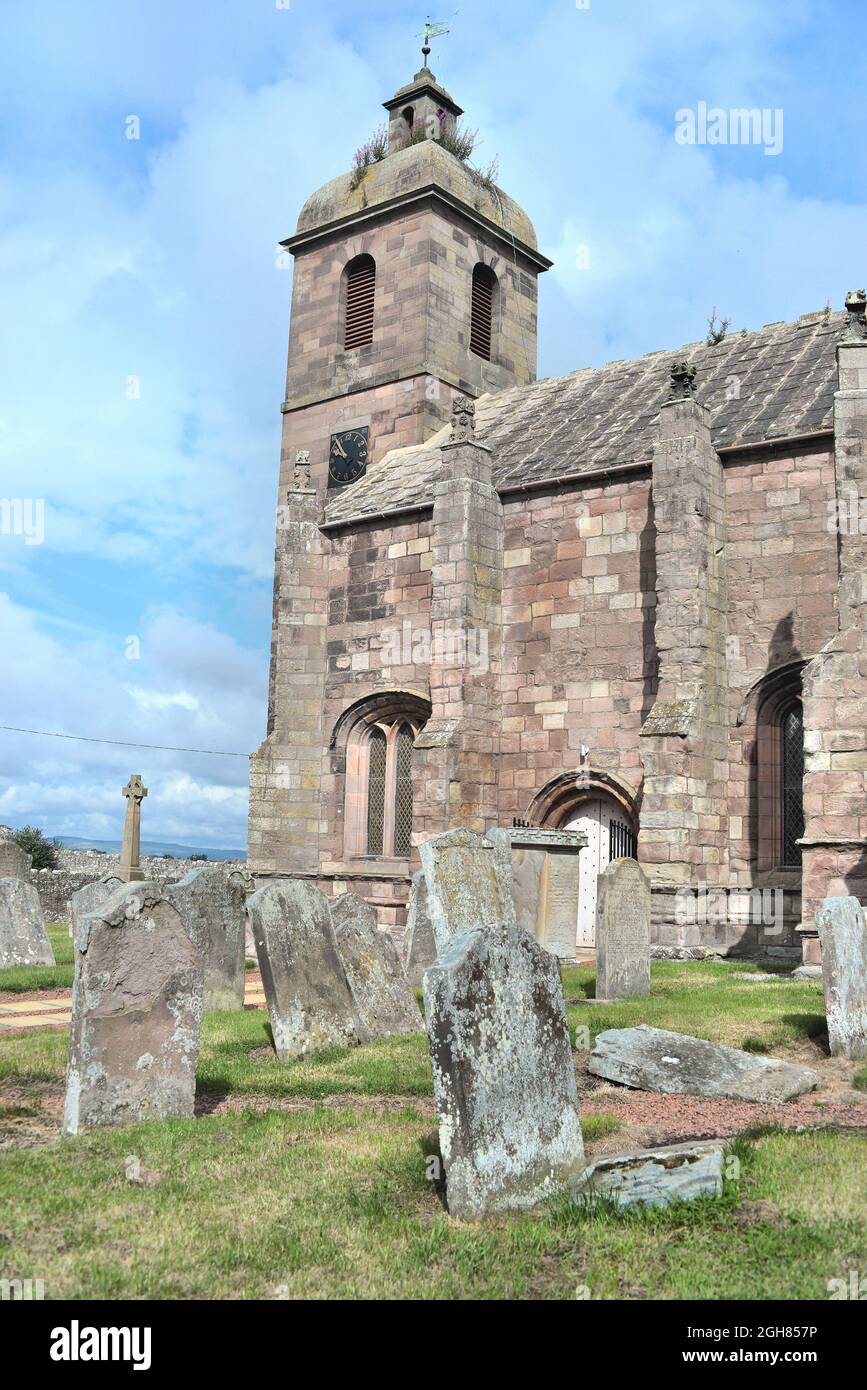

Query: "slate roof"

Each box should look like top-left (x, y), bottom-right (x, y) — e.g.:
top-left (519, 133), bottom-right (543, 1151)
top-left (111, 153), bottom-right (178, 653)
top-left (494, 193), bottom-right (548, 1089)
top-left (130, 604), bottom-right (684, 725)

top-left (323, 309), bottom-right (844, 528)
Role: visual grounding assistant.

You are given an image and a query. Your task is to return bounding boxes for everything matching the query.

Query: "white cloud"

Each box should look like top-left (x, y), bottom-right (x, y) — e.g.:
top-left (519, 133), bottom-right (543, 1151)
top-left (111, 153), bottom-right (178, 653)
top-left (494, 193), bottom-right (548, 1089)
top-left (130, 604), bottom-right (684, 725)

top-left (0, 593), bottom-right (262, 848)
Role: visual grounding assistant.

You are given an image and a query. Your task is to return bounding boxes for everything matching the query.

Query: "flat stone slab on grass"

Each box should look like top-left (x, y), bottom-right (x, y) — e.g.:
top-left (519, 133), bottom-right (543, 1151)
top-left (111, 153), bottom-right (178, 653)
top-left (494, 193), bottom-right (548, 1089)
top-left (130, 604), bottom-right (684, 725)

top-left (168, 865), bottom-right (247, 1012)
top-left (63, 883), bottom-right (203, 1135)
top-left (248, 879), bottom-right (366, 1060)
top-left (0, 879), bottom-right (55, 968)
top-left (424, 922), bottom-right (584, 1220)
top-left (331, 892), bottom-right (421, 1038)
top-left (574, 1139), bottom-right (727, 1210)
top-left (588, 1024), bottom-right (818, 1102)
top-left (792, 964), bottom-right (823, 980)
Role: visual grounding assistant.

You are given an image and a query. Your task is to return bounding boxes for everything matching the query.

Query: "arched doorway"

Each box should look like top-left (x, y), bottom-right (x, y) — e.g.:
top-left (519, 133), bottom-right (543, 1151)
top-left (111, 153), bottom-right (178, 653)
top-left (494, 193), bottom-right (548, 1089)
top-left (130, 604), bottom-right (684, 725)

top-left (563, 796), bottom-right (636, 946)
top-left (528, 772), bottom-right (638, 949)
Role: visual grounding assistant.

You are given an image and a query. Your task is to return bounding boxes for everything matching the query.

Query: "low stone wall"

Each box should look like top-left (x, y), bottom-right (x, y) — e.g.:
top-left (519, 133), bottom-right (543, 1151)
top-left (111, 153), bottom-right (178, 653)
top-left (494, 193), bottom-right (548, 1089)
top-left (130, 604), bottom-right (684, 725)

top-left (32, 850), bottom-right (245, 923)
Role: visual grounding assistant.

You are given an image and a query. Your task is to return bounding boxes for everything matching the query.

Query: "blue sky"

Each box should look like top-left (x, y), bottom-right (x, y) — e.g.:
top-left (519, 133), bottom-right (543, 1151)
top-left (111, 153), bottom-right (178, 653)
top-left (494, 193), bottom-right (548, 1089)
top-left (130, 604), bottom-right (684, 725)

top-left (0, 0), bottom-right (864, 849)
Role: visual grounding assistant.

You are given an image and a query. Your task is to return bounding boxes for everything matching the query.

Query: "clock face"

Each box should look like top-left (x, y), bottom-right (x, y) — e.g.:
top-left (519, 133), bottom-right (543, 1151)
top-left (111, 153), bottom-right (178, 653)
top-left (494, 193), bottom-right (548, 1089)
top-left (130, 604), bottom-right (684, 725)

top-left (328, 427), bottom-right (369, 486)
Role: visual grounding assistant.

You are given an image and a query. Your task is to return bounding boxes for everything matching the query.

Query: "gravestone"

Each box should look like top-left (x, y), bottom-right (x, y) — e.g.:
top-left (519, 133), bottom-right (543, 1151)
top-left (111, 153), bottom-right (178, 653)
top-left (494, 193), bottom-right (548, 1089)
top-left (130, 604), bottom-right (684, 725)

top-left (0, 840), bottom-right (32, 880)
top-left (588, 1024), bottom-right (818, 1101)
top-left (420, 828), bottom-right (515, 952)
top-left (248, 879), bottom-right (365, 1059)
top-left (404, 869), bottom-right (436, 986)
top-left (168, 865), bottom-right (247, 1011)
top-left (0, 879), bottom-right (55, 968)
top-left (595, 857), bottom-right (651, 999)
top-left (816, 895), bottom-right (867, 1060)
top-left (226, 868), bottom-right (256, 961)
top-left (63, 883), bottom-right (203, 1135)
top-left (423, 922), bottom-right (585, 1219)
top-left (486, 827), bottom-right (586, 960)
top-left (331, 892), bottom-right (421, 1037)
top-left (69, 874), bottom-right (123, 934)
top-left (574, 1140), bottom-right (727, 1210)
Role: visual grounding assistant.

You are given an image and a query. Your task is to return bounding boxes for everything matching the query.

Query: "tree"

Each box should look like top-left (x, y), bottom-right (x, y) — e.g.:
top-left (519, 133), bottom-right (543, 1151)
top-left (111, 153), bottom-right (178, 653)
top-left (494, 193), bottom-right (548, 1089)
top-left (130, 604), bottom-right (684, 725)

top-left (12, 825), bottom-right (62, 870)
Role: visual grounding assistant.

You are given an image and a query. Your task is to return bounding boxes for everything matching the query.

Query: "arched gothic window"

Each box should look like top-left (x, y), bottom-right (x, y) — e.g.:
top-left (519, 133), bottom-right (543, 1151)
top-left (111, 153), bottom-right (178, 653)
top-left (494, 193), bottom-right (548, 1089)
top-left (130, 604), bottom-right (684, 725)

top-left (746, 665), bottom-right (807, 871)
top-left (334, 694), bottom-right (430, 859)
top-left (780, 700), bottom-right (805, 866)
top-left (366, 726), bottom-right (387, 855)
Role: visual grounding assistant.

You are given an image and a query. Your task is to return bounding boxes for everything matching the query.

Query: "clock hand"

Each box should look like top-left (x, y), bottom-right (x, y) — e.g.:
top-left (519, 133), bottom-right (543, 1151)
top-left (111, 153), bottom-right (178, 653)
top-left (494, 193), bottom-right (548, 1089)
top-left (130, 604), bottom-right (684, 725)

top-left (331, 437), bottom-right (349, 460)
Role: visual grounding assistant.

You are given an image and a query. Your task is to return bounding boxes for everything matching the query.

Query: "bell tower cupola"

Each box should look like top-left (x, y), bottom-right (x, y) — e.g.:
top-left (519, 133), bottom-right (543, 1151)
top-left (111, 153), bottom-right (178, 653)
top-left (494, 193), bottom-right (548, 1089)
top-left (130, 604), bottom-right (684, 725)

top-left (383, 65), bottom-right (463, 153)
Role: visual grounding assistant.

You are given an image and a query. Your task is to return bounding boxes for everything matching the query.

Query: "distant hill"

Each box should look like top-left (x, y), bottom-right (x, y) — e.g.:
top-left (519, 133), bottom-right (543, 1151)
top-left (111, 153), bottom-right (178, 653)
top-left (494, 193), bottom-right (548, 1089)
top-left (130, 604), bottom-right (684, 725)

top-left (55, 835), bottom-right (246, 862)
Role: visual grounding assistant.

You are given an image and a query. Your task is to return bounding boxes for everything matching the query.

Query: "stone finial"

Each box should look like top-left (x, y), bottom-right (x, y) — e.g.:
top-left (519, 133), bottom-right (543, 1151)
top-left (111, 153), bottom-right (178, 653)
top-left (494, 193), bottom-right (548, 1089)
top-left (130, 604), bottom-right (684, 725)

top-left (122, 774), bottom-right (148, 804)
top-left (292, 450), bottom-right (311, 489)
top-left (843, 289), bottom-right (867, 342)
top-left (450, 395), bottom-right (476, 442)
top-left (669, 360), bottom-right (697, 400)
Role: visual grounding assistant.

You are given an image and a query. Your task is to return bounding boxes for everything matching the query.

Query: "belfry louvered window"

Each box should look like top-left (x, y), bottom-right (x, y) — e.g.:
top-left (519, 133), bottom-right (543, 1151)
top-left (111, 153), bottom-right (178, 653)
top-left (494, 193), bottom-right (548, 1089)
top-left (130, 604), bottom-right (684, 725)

top-left (780, 701), bottom-right (805, 866)
top-left (470, 263), bottom-right (496, 360)
top-left (366, 726), bottom-right (387, 855)
top-left (344, 254), bottom-right (376, 350)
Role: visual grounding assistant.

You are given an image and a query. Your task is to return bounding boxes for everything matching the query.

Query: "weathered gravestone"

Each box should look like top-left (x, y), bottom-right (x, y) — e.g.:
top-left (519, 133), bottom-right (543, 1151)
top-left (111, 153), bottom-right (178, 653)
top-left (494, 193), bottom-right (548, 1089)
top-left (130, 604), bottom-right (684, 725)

top-left (816, 895), bottom-right (867, 1060)
top-left (63, 883), bottom-right (203, 1135)
top-left (168, 865), bottom-right (247, 1011)
top-left (420, 827), bottom-right (515, 952)
top-left (0, 840), bottom-right (32, 880)
top-left (574, 1139), bottom-right (727, 1211)
top-left (0, 878), bottom-right (55, 968)
top-left (331, 892), bottom-right (421, 1037)
top-left (486, 826), bottom-right (586, 960)
top-left (588, 1024), bottom-right (817, 1102)
top-left (403, 869), bottom-right (436, 986)
top-left (423, 922), bottom-right (585, 1219)
top-left (69, 874), bottom-right (123, 934)
top-left (248, 879), bottom-right (366, 1059)
top-left (595, 857), bottom-right (651, 999)
top-left (226, 868), bottom-right (256, 960)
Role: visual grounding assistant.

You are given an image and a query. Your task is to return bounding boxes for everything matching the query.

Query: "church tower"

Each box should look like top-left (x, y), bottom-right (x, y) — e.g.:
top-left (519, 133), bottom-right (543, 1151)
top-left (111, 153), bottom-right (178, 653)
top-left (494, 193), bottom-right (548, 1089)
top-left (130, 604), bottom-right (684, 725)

top-left (248, 58), bottom-right (549, 882)
top-left (275, 60), bottom-right (550, 501)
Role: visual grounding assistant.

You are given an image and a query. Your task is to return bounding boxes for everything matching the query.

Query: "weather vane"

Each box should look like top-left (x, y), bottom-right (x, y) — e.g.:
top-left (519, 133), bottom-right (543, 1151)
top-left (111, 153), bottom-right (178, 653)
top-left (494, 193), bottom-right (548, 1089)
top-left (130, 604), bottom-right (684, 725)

top-left (416, 16), bottom-right (450, 65)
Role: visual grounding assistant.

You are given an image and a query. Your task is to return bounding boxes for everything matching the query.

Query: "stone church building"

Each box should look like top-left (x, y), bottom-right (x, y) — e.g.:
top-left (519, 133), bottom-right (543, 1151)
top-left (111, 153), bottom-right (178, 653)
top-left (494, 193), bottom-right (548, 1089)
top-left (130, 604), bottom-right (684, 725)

top-left (248, 63), bottom-right (867, 964)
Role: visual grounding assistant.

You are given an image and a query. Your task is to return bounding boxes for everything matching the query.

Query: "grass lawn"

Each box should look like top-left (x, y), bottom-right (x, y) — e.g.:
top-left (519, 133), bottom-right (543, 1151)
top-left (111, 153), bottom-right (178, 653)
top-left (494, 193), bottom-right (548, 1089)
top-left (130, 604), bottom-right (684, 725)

top-left (0, 959), bottom-right (864, 1299)
top-left (0, 922), bottom-right (74, 993)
